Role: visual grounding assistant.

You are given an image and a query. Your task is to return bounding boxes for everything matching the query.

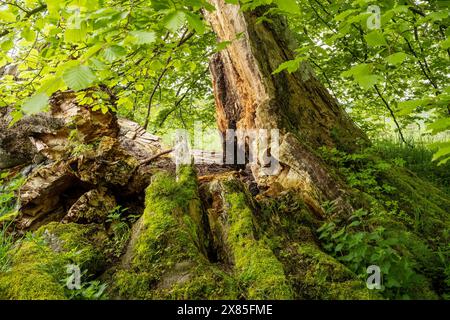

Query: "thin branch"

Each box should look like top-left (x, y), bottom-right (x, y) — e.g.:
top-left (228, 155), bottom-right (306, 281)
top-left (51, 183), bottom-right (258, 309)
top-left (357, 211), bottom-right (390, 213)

top-left (374, 85), bottom-right (409, 146)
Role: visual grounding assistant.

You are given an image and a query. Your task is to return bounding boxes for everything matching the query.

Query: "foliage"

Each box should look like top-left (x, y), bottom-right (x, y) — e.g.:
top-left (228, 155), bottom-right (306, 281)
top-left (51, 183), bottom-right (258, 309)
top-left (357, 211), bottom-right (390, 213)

top-left (373, 138), bottom-right (450, 193)
top-left (271, 0), bottom-right (450, 163)
top-left (1, 0), bottom-right (449, 301)
top-left (0, 171), bottom-right (25, 218)
top-left (105, 205), bottom-right (135, 259)
top-left (318, 208), bottom-right (433, 299)
top-left (318, 145), bottom-right (450, 299)
top-left (63, 278), bottom-right (108, 300)
top-left (0, 221), bottom-right (15, 272)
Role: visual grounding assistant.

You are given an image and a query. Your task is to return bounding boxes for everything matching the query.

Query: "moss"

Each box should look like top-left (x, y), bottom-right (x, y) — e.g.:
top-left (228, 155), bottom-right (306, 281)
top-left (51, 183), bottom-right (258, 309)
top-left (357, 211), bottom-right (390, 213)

top-left (0, 211), bottom-right (18, 224)
top-left (111, 166), bottom-right (238, 299)
top-left (223, 185), bottom-right (293, 300)
top-left (255, 191), bottom-right (374, 300)
top-left (0, 223), bottom-right (106, 300)
top-left (381, 168), bottom-right (450, 242)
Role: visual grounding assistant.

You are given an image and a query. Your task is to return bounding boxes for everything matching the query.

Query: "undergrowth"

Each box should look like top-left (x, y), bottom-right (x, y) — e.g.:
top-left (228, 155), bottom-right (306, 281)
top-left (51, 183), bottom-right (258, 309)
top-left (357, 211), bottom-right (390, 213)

top-left (318, 143), bottom-right (450, 299)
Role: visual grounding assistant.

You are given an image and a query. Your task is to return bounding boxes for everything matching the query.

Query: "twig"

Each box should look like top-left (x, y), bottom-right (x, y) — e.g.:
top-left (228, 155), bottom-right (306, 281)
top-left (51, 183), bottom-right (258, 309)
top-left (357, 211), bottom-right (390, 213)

top-left (139, 149), bottom-right (174, 166)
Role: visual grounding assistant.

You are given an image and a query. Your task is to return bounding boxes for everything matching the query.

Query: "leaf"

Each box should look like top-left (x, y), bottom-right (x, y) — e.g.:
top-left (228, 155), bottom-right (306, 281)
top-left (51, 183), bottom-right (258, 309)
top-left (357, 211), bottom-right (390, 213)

top-left (334, 9), bottom-right (357, 22)
top-left (22, 93), bottom-right (49, 115)
top-left (428, 117), bottom-right (450, 134)
top-left (386, 52), bottom-right (409, 66)
top-left (163, 10), bottom-right (186, 32)
top-left (37, 76), bottom-right (65, 96)
top-left (64, 28), bottom-right (88, 43)
top-left (438, 157), bottom-right (450, 166)
top-left (432, 144), bottom-right (450, 162)
top-left (274, 0), bottom-right (301, 14)
top-left (21, 28), bottom-right (36, 42)
top-left (185, 12), bottom-right (205, 34)
top-left (129, 31), bottom-right (157, 45)
top-left (0, 10), bottom-right (16, 23)
top-left (364, 30), bottom-right (387, 47)
top-left (356, 74), bottom-right (382, 90)
top-left (273, 60), bottom-right (299, 74)
top-left (441, 37), bottom-right (450, 50)
top-left (62, 65), bottom-right (96, 91)
top-left (397, 99), bottom-right (422, 116)
top-left (341, 63), bottom-right (371, 78)
top-left (216, 40), bottom-right (232, 52)
top-left (102, 45), bottom-right (127, 62)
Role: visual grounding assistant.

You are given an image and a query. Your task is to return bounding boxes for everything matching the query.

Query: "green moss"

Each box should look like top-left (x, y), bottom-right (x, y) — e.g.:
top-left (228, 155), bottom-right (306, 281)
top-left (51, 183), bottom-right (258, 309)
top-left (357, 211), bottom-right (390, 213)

top-left (255, 191), bottom-right (373, 300)
top-left (0, 211), bottom-right (19, 224)
top-left (0, 223), bottom-right (106, 300)
top-left (223, 187), bottom-right (293, 300)
top-left (381, 168), bottom-right (450, 242)
top-left (112, 167), bottom-right (238, 299)
top-left (293, 243), bottom-right (371, 299)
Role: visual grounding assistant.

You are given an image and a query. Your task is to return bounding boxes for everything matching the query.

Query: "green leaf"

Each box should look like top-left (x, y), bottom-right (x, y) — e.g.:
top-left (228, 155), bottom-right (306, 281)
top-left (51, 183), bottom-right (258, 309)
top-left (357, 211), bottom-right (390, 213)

top-left (432, 143), bottom-right (450, 162)
top-left (397, 99), bottom-right (422, 116)
top-left (216, 40), bottom-right (232, 52)
top-left (334, 9), bottom-right (357, 22)
top-left (22, 93), bottom-right (49, 115)
top-left (428, 117), bottom-right (450, 134)
top-left (273, 57), bottom-right (306, 74)
top-left (441, 37), bottom-right (450, 50)
top-left (62, 65), bottom-right (96, 91)
top-left (163, 10), bottom-right (186, 32)
top-left (386, 52), bottom-right (409, 66)
top-left (438, 156), bottom-right (450, 166)
top-left (64, 27), bottom-right (88, 43)
top-left (274, 0), bottom-right (301, 14)
top-left (356, 74), bottom-right (382, 90)
top-left (129, 31), bottom-right (157, 45)
top-left (0, 10), bottom-right (16, 23)
top-left (341, 63), bottom-right (371, 78)
top-left (364, 30), bottom-right (387, 47)
top-left (185, 12), bottom-right (205, 34)
top-left (102, 45), bottom-right (127, 62)
top-left (21, 28), bottom-right (36, 42)
top-left (37, 76), bottom-right (65, 96)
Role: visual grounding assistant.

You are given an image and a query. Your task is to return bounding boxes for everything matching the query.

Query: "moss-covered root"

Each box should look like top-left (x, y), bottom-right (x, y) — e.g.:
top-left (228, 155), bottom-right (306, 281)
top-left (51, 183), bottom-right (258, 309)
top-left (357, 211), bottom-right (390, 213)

top-left (255, 191), bottom-right (373, 300)
top-left (0, 222), bottom-right (107, 300)
top-left (112, 166), bottom-right (237, 299)
top-left (207, 175), bottom-right (293, 300)
top-left (286, 243), bottom-right (372, 299)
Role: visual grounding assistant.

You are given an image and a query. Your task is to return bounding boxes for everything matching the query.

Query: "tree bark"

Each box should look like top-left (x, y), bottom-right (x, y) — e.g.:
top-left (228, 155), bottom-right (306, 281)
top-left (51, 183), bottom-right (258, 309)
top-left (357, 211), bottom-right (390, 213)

top-left (206, 1), bottom-right (368, 215)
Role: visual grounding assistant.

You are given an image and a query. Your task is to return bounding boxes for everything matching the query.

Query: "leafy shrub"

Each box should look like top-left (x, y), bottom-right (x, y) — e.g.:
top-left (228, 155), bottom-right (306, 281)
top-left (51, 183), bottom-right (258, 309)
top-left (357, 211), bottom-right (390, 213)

top-left (318, 208), bottom-right (431, 299)
top-left (0, 171), bottom-right (25, 218)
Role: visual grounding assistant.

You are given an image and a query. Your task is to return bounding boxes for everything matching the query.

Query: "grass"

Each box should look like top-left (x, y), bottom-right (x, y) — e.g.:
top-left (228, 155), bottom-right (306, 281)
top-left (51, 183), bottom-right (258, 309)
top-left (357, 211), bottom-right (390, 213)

top-left (0, 222), bottom-right (14, 272)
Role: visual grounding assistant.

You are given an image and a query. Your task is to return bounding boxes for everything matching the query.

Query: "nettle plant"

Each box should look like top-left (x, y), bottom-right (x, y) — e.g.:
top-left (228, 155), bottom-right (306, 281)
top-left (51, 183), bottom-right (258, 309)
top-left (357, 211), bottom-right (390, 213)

top-left (318, 208), bottom-right (424, 299)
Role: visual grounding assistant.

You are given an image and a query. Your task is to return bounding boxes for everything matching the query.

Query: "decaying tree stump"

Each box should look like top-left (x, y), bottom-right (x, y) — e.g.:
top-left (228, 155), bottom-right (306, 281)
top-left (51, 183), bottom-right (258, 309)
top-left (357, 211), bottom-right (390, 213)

top-left (206, 1), bottom-right (369, 216)
top-left (4, 91), bottom-right (165, 231)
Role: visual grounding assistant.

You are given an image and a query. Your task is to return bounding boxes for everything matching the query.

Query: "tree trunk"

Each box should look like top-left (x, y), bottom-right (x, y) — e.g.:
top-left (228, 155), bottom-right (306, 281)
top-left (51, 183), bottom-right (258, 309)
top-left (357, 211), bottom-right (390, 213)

top-left (206, 1), bottom-right (367, 216)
